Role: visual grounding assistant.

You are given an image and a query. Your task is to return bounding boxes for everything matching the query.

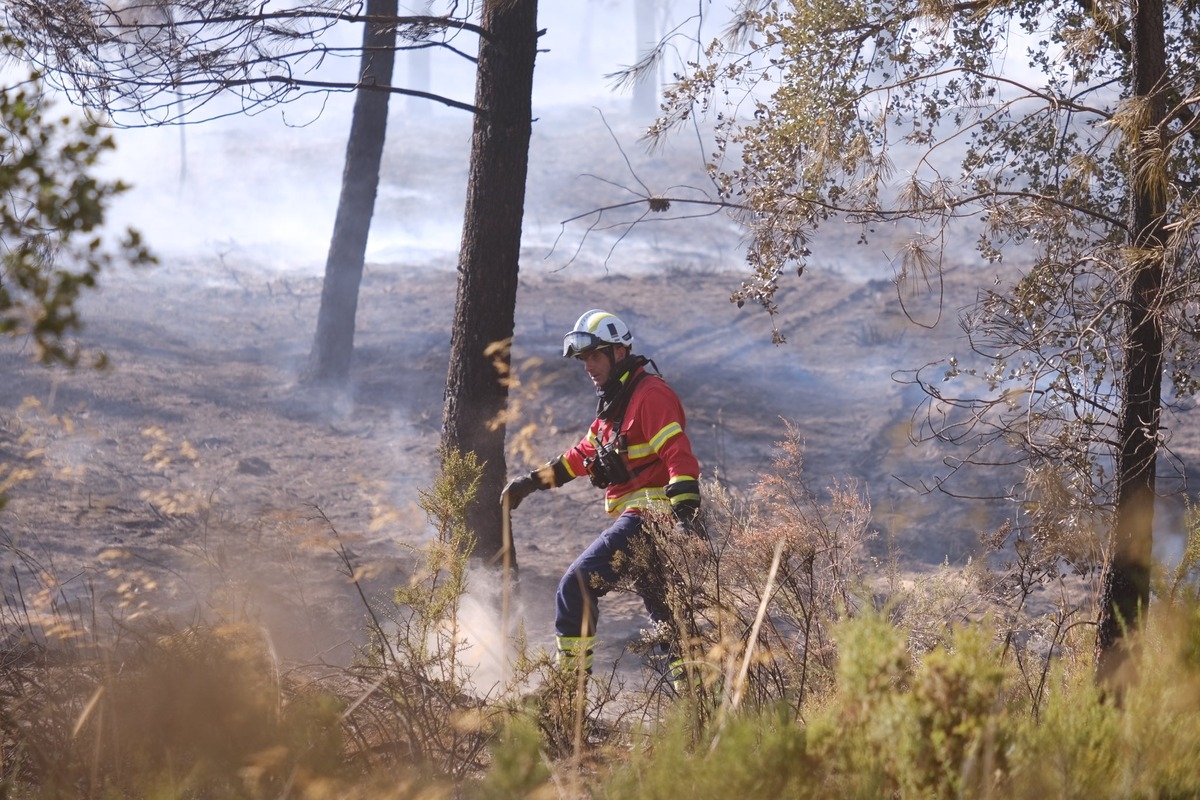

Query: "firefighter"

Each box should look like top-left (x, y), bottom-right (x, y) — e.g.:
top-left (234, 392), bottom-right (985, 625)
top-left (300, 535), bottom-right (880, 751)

top-left (502, 309), bottom-right (702, 678)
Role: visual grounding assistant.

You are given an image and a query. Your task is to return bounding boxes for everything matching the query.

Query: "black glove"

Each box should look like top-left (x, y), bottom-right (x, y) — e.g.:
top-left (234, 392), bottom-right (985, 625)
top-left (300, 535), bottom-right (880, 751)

top-left (671, 498), bottom-right (700, 524)
top-left (502, 474), bottom-right (542, 510)
top-left (671, 501), bottom-right (706, 539)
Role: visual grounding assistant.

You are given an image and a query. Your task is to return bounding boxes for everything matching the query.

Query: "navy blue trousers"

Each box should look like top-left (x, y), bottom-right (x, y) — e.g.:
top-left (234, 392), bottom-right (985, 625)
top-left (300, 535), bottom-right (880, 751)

top-left (555, 511), bottom-right (670, 639)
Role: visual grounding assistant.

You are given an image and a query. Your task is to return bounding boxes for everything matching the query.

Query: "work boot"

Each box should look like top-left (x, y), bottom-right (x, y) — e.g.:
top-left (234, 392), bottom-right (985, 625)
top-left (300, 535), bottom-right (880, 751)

top-left (650, 647), bottom-right (707, 697)
top-left (668, 656), bottom-right (703, 696)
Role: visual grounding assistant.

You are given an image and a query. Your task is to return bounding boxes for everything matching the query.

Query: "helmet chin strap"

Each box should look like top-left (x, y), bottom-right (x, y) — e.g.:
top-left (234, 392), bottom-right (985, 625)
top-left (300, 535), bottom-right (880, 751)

top-left (600, 347), bottom-right (632, 389)
top-left (594, 348), bottom-right (620, 399)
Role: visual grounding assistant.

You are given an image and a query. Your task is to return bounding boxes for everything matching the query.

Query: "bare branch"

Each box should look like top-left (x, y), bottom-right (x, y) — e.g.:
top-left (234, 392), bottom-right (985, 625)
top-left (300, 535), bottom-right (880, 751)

top-left (3, 1), bottom-right (486, 125)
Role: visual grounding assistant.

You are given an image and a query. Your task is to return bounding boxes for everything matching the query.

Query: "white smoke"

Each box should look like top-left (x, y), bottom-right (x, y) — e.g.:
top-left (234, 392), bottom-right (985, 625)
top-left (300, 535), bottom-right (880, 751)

top-left (449, 565), bottom-right (531, 698)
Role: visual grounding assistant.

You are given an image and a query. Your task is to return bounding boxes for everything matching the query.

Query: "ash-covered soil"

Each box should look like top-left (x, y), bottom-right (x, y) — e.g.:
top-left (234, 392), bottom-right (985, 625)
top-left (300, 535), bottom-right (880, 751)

top-left (2, 254), bottom-right (1048, 671)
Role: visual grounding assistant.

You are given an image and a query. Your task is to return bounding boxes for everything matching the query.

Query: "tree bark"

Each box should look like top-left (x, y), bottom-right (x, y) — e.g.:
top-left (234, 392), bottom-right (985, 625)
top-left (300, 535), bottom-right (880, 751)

top-left (1095, 0), bottom-right (1167, 683)
top-left (304, 0), bottom-right (397, 385)
top-left (441, 0), bottom-right (538, 563)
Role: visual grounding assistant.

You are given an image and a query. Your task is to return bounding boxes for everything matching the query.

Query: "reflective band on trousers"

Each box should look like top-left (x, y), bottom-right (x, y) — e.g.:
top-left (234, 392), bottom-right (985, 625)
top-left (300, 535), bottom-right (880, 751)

top-left (555, 635), bottom-right (595, 673)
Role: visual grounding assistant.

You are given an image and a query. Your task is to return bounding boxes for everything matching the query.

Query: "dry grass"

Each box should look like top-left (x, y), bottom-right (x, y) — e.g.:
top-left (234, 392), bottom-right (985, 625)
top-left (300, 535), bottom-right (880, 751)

top-left (0, 432), bottom-right (1196, 798)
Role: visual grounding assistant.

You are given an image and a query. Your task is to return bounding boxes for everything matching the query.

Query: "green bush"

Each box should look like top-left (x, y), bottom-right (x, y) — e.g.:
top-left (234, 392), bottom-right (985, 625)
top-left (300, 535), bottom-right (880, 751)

top-left (554, 599), bottom-right (1200, 799)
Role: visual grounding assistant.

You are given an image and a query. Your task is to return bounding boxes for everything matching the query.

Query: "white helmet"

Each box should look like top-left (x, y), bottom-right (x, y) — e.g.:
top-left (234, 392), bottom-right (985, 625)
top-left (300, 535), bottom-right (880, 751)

top-left (562, 309), bottom-right (633, 357)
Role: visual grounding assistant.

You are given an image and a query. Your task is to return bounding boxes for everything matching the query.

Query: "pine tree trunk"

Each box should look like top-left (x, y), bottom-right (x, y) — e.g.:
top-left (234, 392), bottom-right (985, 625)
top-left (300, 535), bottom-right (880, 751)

top-left (1095, 0), bottom-right (1167, 682)
top-left (304, 0), bottom-right (397, 385)
top-left (441, 0), bottom-right (538, 562)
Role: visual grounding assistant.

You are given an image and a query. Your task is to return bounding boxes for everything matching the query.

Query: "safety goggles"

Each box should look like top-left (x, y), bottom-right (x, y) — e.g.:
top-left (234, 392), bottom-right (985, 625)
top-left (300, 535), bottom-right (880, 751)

top-left (562, 331), bottom-right (608, 358)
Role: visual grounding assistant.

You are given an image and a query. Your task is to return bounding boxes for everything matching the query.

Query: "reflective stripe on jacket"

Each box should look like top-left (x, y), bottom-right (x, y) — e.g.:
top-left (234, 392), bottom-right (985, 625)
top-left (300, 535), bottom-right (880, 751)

top-left (561, 366), bottom-right (700, 517)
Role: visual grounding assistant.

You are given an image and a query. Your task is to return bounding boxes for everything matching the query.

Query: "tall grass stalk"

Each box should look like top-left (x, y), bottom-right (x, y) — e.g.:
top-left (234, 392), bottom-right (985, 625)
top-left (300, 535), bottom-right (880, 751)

top-left (711, 537), bottom-right (785, 749)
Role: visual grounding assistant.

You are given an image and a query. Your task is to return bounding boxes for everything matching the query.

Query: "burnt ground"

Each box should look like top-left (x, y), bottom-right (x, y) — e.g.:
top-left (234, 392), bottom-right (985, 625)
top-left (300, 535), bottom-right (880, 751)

top-left (4, 234), bottom-right (1199, 687)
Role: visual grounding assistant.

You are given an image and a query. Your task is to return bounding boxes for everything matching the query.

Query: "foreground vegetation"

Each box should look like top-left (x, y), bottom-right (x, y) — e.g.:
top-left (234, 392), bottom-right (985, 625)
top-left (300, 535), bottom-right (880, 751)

top-left (1, 440), bottom-right (1199, 799)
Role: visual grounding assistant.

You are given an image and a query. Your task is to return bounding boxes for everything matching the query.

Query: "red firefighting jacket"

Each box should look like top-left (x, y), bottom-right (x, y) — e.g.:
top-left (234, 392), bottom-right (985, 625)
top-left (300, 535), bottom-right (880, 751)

top-left (558, 364), bottom-right (700, 518)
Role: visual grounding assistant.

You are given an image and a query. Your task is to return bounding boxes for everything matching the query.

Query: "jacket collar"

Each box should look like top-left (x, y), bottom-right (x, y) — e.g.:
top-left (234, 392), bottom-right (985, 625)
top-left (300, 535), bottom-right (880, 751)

top-left (596, 355), bottom-right (648, 421)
